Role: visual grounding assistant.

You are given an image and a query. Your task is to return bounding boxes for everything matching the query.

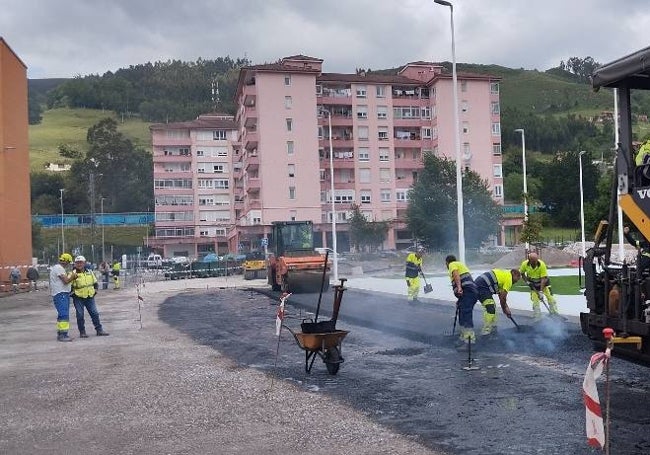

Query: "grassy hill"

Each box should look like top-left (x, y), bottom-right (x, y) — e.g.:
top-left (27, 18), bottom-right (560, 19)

top-left (29, 108), bottom-right (152, 172)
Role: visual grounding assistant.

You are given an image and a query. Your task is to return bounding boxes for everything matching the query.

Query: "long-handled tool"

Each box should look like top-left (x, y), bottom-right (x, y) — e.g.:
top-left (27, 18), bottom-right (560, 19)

top-left (421, 271), bottom-right (433, 294)
top-left (452, 303), bottom-right (459, 336)
top-left (528, 282), bottom-right (567, 320)
top-left (507, 314), bottom-right (532, 332)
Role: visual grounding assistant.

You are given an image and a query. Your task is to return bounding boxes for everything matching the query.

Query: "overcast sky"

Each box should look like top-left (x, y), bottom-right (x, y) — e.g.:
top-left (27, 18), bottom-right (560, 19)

top-left (2, 0), bottom-right (649, 79)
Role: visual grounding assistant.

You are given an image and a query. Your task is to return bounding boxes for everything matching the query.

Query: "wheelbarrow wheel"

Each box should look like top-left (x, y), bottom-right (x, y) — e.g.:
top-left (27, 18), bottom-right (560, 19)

top-left (324, 347), bottom-right (341, 375)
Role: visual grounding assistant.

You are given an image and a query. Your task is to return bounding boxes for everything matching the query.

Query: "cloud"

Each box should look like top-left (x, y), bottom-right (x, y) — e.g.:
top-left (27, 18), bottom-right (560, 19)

top-left (1, 0), bottom-right (649, 79)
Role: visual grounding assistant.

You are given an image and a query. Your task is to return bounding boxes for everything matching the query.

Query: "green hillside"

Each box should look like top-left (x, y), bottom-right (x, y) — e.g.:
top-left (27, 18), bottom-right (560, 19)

top-left (29, 108), bottom-right (152, 172)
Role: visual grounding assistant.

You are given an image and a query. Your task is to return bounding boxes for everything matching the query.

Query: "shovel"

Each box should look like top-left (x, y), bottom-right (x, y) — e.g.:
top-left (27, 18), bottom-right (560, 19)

top-left (507, 314), bottom-right (532, 332)
top-left (421, 272), bottom-right (433, 294)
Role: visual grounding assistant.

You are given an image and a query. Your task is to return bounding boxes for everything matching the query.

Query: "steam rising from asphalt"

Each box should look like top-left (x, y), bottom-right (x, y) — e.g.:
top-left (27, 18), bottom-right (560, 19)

top-left (501, 317), bottom-right (570, 354)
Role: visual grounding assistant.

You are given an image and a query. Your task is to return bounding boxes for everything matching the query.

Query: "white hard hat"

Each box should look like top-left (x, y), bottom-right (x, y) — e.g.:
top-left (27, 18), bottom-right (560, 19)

top-left (74, 255), bottom-right (87, 262)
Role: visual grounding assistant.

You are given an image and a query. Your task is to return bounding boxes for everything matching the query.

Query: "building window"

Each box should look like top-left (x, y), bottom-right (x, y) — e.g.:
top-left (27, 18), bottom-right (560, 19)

top-left (376, 86), bottom-right (385, 98)
top-left (380, 168), bottom-right (391, 183)
top-left (378, 127), bottom-right (388, 141)
top-left (494, 184), bottom-right (503, 198)
top-left (492, 144), bottom-right (502, 156)
top-left (357, 105), bottom-right (368, 119)
top-left (358, 147), bottom-right (369, 161)
top-left (396, 190), bottom-right (408, 202)
top-left (285, 96), bottom-right (292, 109)
top-left (492, 122), bottom-right (501, 135)
top-left (213, 164), bottom-right (225, 173)
top-left (462, 122), bottom-right (469, 134)
top-left (287, 141), bottom-right (294, 155)
top-left (213, 130), bottom-right (227, 140)
top-left (358, 126), bottom-right (369, 141)
top-left (491, 101), bottom-right (500, 114)
top-left (360, 190), bottom-right (371, 204)
top-left (196, 150), bottom-right (204, 157)
top-left (359, 168), bottom-right (371, 183)
top-left (289, 186), bottom-right (296, 199)
top-left (422, 127), bottom-right (432, 139)
top-left (463, 143), bottom-right (471, 160)
top-left (356, 85), bottom-right (367, 98)
top-left (490, 82), bottom-right (499, 94)
top-left (377, 105), bottom-right (388, 119)
top-left (421, 106), bottom-right (431, 119)
top-left (461, 100), bottom-right (468, 113)
top-left (285, 75), bottom-right (291, 86)
top-left (316, 84), bottom-right (322, 95)
top-left (379, 147), bottom-right (389, 162)
top-left (380, 189), bottom-right (391, 202)
top-left (493, 164), bottom-right (502, 178)
top-left (286, 118), bottom-right (293, 132)
top-left (288, 164), bottom-right (295, 177)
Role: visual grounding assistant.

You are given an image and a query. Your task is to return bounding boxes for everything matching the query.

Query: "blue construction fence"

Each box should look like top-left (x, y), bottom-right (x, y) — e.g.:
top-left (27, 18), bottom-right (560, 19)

top-left (33, 212), bottom-right (154, 227)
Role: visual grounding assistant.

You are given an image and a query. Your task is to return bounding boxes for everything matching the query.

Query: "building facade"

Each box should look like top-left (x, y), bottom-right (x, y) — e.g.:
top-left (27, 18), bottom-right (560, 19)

top-left (0, 38), bottom-right (31, 280)
top-left (151, 55), bottom-right (503, 257)
top-left (149, 114), bottom-right (238, 258)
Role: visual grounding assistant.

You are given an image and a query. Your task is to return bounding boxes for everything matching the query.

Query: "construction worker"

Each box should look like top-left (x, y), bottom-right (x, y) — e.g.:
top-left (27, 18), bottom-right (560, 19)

top-left (49, 253), bottom-right (77, 342)
top-left (405, 247), bottom-right (425, 302)
top-left (71, 256), bottom-right (109, 338)
top-left (474, 268), bottom-right (521, 335)
top-left (445, 255), bottom-right (478, 344)
top-left (623, 225), bottom-right (650, 299)
top-left (635, 139), bottom-right (650, 166)
top-left (519, 252), bottom-right (559, 320)
top-left (111, 260), bottom-right (121, 289)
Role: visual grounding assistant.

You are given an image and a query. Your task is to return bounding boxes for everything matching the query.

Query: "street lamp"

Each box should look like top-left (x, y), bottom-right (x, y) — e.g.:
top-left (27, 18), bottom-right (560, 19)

top-left (514, 129), bottom-right (528, 250)
top-left (59, 188), bottom-right (65, 253)
top-left (579, 151), bottom-right (587, 258)
top-left (321, 108), bottom-right (338, 282)
top-left (434, 0), bottom-right (465, 263)
top-left (100, 197), bottom-right (106, 262)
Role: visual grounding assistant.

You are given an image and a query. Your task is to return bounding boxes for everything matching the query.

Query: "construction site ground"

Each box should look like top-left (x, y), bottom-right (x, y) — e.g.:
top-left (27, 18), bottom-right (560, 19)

top-left (2, 251), bottom-right (650, 454)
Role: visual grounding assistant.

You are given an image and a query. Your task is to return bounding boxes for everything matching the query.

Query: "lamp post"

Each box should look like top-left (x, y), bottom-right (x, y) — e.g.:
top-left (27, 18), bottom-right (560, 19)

top-left (514, 129), bottom-right (528, 250)
top-left (100, 197), bottom-right (106, 262)
top-left (59, 188), bottom-right (65, 253)
top-left (434, 0), bottom-right (465, 263)
top-left (579, 151), bottom-right (587, 258)
top-left (321, 108), bottom-right (338, 282)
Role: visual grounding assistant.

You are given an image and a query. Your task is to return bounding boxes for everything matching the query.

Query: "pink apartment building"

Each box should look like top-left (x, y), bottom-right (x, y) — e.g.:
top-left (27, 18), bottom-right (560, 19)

top-left (150, 55), bottom-right (502, 257)
top-left (150, 114), bottom-right (238, 258)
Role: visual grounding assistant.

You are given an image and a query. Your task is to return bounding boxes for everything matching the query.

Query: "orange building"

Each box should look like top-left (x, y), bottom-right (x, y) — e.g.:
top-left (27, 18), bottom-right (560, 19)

top-left (0, 38), bottom-right (31, 281)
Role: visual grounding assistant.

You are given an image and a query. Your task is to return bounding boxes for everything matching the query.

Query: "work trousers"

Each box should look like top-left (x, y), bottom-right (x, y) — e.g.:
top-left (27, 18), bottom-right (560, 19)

top-left (52, 292), bottom-right (71, 335)
top-left (406, 276), bottom-right (421, 301)
top-left (72, 295), bottom-right (103, 333)
top-left (457, 286), bottom-right (479, 329)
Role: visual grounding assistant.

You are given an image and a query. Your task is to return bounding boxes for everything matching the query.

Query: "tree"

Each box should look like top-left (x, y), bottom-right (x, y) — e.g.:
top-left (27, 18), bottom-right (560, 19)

top-left (521, 213), bottom-right (544, 245)
top-left (407, 154), bottom-right (502, 250)
top-left (348, 204), bottom-right (389, 252)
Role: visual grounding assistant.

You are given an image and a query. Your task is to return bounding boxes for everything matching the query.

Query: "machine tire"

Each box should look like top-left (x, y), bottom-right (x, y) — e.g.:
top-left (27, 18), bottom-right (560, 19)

top-left (244, 270), bottom-right (254, 280)
top-left (325, 347), bottom-right (341, 375)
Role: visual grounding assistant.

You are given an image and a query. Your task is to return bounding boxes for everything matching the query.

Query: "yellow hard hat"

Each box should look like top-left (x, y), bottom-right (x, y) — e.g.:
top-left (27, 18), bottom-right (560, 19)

top-left (59, 253), bottom-right (73, 263)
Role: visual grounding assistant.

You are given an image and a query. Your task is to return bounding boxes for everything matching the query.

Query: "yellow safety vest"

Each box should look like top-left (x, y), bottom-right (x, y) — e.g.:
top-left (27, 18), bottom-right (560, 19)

top-left (71, 270), bottom-right (97, 298)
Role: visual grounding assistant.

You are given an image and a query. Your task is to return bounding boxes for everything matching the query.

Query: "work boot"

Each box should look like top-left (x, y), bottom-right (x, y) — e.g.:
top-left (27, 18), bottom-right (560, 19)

top-left (96, 329), bottom-right (110, 336)
top-left (57, 334), bottom-right (73, 342)
top-left (460, 328), bottom-right (476, 344)
top-left (79, 331), bottom-right (88, 338)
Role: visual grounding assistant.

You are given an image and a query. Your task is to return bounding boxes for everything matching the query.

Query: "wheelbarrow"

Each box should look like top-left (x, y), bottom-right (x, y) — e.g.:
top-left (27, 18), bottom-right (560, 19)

top-left (286, 277), bottom-right (349, 375)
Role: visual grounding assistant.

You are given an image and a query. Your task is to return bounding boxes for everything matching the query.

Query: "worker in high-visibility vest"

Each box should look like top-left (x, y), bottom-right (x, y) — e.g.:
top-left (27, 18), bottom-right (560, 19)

top-left (519, 252), bottom-right (559, 320)
top-left (446, 254), bottom-right (478, 344)
top-left (474, 268), bottom-right (521, 335)
top-left (635, 139), bottom-right (650, 165)
top-left (70, 255), bottom-right (109, 338)
top-left (405, 247), bottom-right (425, 302)
top-left (49, 253), bottom-right (76, 342)
top-left (111, 260), bottom-right (121, 289)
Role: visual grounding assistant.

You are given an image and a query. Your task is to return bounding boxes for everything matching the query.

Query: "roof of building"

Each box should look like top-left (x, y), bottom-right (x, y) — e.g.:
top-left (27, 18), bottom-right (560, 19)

top-left (318, 72), bottom-right (419, 85)
top-left (282, 54), bottom-right (323, 63)
top-left (149, 114), bottom-right (237, 131)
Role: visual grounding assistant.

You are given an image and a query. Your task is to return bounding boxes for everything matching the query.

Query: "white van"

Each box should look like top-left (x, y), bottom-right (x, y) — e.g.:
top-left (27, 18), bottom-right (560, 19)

top-left (146, 254), bottom-right (163, 268)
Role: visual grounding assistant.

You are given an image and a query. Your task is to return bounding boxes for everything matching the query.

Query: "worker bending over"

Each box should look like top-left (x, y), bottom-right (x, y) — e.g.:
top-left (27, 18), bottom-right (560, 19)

top-left (474, 269), bottom-right (521, 335)
top-left (519, 252), bottom-right (558, 320)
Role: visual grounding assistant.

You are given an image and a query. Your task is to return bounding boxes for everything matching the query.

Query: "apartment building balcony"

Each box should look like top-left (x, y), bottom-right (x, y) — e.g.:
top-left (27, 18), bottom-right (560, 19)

top-left (318, 86), bottom-right (353, 103)
top-left (394, 156), bottom-right (422, 170)
top-left (152, 138), bottom-right (192, 147)
top-left (244, 131), bottom-right (258, 150)
top-left (154, 170), bottom-right (191, 179)
top-left (243, 92), bottom-right (256, 107)
top-left (244, 114), bottom-right (257, 128)
top-left (247, 198), bottom-right (262, 210)
top-left (245, 178), bottom-right (261, 191)
top-left (245, 154), bottom-right (259, 170)
top-left (234, 197), bottom-right (244, 209)
top-left (394, 174), bottom-right (415, 186)
top-left (392, 86), bottom-right (430, 100)
top-left (154, 153), bottom-right (192, 163)
top-left (392, 117), bottom-right (431, 128)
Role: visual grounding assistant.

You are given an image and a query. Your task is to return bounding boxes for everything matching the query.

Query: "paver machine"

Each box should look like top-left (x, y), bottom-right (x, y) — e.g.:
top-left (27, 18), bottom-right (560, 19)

top-left (581, 45), bottom-right (650, 363)
top-left (267, 221), bottom-right (329, 293)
